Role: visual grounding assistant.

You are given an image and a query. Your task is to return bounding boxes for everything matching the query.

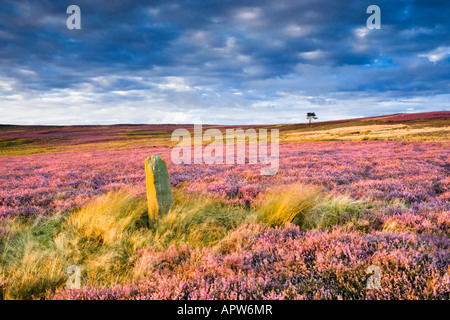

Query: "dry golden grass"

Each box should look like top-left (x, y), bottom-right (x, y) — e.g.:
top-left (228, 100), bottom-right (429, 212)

top-left (67, 189), bottom-right (148, 246)
top-left (282, 123), bottom-right (450, 142)
top-left (257, 184), bottom-right (320, 227)
top-left (257, 184), bottom-right (367, 229)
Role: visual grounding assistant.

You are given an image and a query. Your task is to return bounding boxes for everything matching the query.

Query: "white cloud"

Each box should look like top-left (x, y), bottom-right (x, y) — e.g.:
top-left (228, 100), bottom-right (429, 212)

top-left (285, 24), bottom-right (311, 38)
top-left (299, 50), bottom-right (325, 60)
top-left (157, 77), bottom-right (193, 92)
top-left (354, 27), bottom-right (369, 38)
top-left (0, 78), bottom-right (14, 92)
top-left (236, 8), bottom-right (261, 21)
top-left (418, 46), bottom-right (450, 64)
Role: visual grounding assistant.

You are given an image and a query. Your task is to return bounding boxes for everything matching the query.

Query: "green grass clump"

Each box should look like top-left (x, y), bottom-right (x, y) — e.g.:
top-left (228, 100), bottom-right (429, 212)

top-left (153, 196), bottom-right (251, 248)
top-left (0, 214), bottom-right (68, 299)
top-left (256, 183), bottom-right (367, 229)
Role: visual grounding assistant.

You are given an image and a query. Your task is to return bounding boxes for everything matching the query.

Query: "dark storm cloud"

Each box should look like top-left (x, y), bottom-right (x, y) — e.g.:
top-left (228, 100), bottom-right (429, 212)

top-left (0, 0), bottom-right (449, 125)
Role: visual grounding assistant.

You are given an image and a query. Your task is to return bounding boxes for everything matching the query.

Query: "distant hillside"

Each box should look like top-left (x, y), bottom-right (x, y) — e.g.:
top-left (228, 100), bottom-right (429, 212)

top-left (357, 111), bottom-right (449, 122)
top-left (0, 111), bottom-right (448, 156)
top-left (275, 111), bottom-right (450, 131)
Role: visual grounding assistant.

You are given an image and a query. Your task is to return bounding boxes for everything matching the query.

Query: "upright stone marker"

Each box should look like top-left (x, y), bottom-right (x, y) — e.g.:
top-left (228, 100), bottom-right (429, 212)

top-left (145, 154), bottom-right (173, 221)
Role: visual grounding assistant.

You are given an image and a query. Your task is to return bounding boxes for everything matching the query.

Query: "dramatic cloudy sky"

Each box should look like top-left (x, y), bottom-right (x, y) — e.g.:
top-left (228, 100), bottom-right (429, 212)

top-left (0, 0), bottom-right (449, 125)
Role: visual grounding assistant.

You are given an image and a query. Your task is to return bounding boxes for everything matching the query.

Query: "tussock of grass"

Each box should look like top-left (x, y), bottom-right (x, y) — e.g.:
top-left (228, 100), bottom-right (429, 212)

top-left (0, 214), bottom-right (68, 299)
top-left (257, 184), bottom-right (366, 229)
top-left (257, 184), bottom-right (320, 227)
top-left (6, 248), bottom-right (68, 300)
top-left (305, 194), bottom-right (366, 229)
top-left (67, 190), bottom-right (148, 246)
top-left (153, 197), bottom-right (251, 248)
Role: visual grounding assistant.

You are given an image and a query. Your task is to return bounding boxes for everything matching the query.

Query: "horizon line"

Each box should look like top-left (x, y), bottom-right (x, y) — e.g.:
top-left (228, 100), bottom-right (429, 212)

top-left (1, 110), bottom-right (449, 127)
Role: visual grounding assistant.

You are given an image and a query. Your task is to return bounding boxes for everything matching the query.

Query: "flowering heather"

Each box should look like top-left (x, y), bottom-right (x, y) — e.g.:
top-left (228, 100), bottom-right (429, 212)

top-left (0, 116), bottom-right (449, 300)
top-left (0, 141), bottom-right (448, 217)
top-left (47, 223), bottom-right (449, 300)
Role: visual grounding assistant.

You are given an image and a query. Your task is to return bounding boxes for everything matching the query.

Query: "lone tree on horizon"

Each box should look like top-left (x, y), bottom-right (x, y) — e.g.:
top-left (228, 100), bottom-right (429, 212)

top-left (306, 112), bottom-right (318, 127)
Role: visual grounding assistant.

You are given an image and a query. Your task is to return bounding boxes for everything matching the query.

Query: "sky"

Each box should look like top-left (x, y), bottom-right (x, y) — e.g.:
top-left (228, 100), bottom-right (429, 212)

top-left (0, 0), bottom-right (449, 125)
